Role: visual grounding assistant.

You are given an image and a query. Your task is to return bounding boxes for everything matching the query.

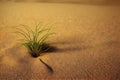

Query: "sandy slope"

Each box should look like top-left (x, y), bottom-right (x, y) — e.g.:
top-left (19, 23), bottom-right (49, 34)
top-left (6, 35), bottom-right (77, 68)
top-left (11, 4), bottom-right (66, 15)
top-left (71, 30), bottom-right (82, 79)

top-left (0, 2), bottom-right (120, 80)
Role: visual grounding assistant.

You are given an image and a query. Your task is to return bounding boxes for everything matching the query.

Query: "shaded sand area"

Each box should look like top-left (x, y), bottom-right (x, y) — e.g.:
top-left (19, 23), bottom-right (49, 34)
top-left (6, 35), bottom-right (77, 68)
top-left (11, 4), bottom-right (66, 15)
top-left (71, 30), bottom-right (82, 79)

top-left (0, 2), bottom-right (120, 80)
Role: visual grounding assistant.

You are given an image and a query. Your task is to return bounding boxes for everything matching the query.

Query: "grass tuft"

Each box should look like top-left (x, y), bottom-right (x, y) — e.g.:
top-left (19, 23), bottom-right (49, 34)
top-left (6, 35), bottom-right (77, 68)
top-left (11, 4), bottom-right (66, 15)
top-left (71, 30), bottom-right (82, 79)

top-left (15, 23), bottom-right (54, 57)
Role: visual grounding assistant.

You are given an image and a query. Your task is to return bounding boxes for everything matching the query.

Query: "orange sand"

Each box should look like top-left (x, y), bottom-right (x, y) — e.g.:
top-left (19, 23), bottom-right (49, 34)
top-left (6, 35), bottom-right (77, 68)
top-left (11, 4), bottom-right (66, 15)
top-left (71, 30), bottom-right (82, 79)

top-left (0, 2), bottom-right (120, 80)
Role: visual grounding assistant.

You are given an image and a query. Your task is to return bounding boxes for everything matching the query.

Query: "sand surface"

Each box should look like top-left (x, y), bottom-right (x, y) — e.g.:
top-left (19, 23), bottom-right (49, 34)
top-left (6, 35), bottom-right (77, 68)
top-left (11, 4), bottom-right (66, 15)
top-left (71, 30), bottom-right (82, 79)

top-left (0, 2), bottom-right (120, 80)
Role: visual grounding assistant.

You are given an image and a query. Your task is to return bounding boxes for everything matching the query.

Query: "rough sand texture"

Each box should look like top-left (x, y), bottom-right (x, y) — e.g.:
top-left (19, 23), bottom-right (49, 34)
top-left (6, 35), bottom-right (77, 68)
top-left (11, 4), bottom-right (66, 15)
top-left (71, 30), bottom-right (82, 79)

top-left (0, 0), bottom-right (120, 5)
top-left (0, 3), bottom-right (120, 80)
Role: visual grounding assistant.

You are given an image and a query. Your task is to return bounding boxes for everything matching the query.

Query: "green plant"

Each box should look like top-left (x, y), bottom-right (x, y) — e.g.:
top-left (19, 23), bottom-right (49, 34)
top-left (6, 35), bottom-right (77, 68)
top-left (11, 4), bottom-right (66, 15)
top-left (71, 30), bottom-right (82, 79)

top-left (15, 23), bottom-right (54, 57)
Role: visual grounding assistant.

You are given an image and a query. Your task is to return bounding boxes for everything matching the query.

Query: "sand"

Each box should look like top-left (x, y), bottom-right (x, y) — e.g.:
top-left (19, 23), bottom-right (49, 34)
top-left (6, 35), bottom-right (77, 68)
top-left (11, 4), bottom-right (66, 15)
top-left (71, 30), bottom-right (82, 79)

top-left (0, 2), bottom-right (120, 80)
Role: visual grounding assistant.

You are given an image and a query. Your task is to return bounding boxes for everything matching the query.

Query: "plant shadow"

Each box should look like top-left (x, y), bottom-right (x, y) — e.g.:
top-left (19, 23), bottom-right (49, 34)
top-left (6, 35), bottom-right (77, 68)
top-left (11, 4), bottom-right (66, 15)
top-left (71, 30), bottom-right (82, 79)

top-left (41, 43), bottom-right (58, 53)
top-left (40, 41), bottom-right (91, 55)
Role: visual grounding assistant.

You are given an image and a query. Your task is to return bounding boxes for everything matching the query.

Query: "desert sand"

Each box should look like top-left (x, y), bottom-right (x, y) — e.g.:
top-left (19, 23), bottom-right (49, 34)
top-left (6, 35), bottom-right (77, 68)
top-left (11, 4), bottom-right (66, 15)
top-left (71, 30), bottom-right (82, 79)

top-left (0, 2), bottom-right (120, 80)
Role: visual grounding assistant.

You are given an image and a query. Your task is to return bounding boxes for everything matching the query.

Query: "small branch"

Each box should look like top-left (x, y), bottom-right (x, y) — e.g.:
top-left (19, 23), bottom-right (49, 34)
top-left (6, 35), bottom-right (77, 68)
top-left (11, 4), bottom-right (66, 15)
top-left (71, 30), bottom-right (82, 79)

top-left (39, 59), bottom-right (54, 73)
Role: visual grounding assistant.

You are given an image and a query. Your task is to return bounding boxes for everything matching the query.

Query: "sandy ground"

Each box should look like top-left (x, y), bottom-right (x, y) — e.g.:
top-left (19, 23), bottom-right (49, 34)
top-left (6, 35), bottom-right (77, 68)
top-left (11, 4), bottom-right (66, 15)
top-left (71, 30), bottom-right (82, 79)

top-left (0, 2), bottom-right (120, 80)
